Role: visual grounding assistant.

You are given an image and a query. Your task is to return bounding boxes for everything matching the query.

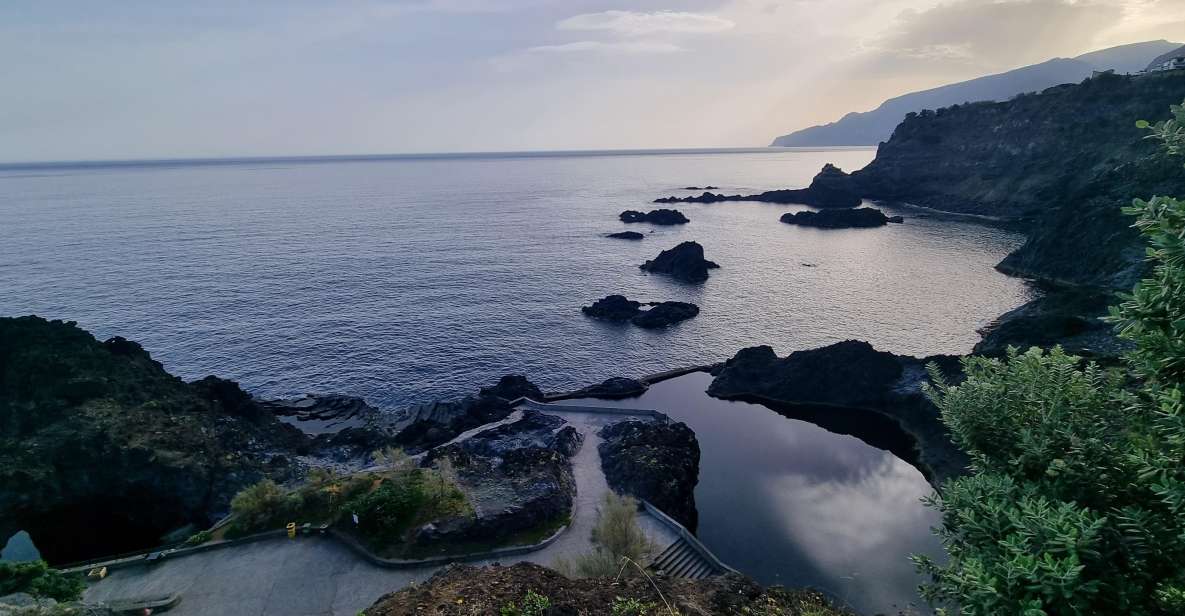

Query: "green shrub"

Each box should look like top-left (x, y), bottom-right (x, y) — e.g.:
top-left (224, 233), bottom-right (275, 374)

top-left (0, 560), bottom-right (85, 602)
top-left (611, 596), bottom-right (658, 615)
top-left (344, 472), bottom-right (430, 543)
top-left (560, 492), bottom-right (652, 578)
top-left (229, 478), bottom-right (286, 530)
top-left (500, 589), bottom-right (550, 616)
top-left (184, 530), bottom-right (212, 546)
top-left (914, 100), bottom-right (1185, 615)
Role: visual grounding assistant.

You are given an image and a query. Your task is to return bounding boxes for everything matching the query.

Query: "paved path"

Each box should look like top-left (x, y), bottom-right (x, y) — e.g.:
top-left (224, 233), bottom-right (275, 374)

top-left (83, 408), bottom-right (679, 616)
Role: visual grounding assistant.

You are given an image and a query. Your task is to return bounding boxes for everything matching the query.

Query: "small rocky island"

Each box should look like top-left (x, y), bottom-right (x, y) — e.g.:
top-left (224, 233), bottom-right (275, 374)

top-left (655, 164), bottom-right (862, 208)
top-left (619, 208), bottom-right (689, 225)
top-left (639, 241), bottom-right (719, 283)
top-left (780, 207), bottom-right (903, 228)
top-left (606, 231), bottom-right (645, 240)
top-left (582, 294), bottom-right (700, 328)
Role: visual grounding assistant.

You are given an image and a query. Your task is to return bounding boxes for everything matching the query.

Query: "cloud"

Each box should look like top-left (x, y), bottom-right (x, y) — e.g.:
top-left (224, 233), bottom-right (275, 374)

top-left (867, 0), bottom-right (1127, 71)
top-left (525, 40), bottom-right (686, 54)
top-left (557, 10), bottom-right (735, 36)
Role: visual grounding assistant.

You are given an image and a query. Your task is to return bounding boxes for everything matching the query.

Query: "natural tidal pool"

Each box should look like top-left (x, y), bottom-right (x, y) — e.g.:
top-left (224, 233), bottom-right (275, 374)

top-left (564, 371), bottom-right (944, 615)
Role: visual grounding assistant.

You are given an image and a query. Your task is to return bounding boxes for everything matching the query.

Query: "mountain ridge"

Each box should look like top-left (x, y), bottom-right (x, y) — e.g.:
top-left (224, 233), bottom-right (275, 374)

top-left (772, 40), bottom-right (1182, 147)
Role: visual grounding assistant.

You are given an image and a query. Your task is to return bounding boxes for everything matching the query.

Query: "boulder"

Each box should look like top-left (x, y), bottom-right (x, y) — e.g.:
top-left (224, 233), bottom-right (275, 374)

top-left (606, 231), bottom-right (645, 240)
top-left (570, 377), bottom-right (648, 399)
top-left (619, 209), bottom-right (690, 225)
top-left (640, 241), bottom-right (719, 283)
top-left (581, 295), bottom-right (643, 321)
top-left (779, 207), bottom-right (900, 229)
top-left (631, 301), bottom-right (700, 328)
top-left (479, 374), bottom-right (544, 401)
top-left (599, 416), bottom-right (700, 530)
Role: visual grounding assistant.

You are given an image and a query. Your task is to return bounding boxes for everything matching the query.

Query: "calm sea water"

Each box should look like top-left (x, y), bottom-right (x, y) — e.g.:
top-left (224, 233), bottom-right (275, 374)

top-left (1, 148), bottom-right (1031, 613)
top-left (0, 148), bottom-right (1030, 405)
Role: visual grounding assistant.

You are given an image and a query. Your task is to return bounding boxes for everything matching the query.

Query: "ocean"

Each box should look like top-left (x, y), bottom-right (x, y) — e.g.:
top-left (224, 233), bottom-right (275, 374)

top-left (1, 147), bottom-right (1033, 612)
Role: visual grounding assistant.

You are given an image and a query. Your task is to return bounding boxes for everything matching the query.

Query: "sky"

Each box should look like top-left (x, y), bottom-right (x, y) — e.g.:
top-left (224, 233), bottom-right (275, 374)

top-left (1, 0), bottom-right (1183, 162)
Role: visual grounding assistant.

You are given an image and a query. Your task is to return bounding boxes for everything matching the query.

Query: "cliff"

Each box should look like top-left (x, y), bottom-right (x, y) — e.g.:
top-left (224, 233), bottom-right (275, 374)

top-left (772, 40), bottom-right (1181, 147)
top-left (849, 70), bottom-right (1185, 289)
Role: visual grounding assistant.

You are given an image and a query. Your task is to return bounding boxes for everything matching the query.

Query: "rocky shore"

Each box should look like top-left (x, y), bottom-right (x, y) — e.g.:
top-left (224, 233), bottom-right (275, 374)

top-left (599, 416), bottom-right (700, 530)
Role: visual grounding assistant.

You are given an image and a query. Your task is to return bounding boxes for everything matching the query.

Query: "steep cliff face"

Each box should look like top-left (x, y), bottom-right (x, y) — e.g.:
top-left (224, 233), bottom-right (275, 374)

top-left (0, 316), bottom-right (310, 564)
top-left (849, 71), bottom-right (1185, 288)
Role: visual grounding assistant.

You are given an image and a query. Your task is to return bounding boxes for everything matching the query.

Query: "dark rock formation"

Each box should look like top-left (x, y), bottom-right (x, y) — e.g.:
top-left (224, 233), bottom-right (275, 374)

top-left (708, 341), bottom-right (969, 485)
top-left (655, 165), bottom-right (862, 209)
top-left (619, 209), bottom-right (690, 225)
top-left (974, 289), bottom-right (1130, 360)
top-left (631, 301), bottom-right (700, 328)
top-left (0, 316), bottom-right (317, 564)
top-left (780, 207), bottom-right (902, 228)
top-left (640, 241), bottom-right (719, 283)
top-left (388, 395), bottom-right (515, 454)
top-left (582, 296), bottom-right (700, 328)
top-left (581, 295), bottom-right (642, 321)
top-left (415, 411), bottom-right (580, 546)
top-left (599, 416), bottom-right (700, 530)
top-left (259, 393), bottom-right (381, 434)
top-left (363, 562), bottom-right (849, 616)
top-left (569, 377), bottom-right (648, 399)
top-left (606, 231), bottom-right (645, 240)
top-left (479, 374), bottom-right (544, 401)
top-left (682, 185), bottom-right (719, 190)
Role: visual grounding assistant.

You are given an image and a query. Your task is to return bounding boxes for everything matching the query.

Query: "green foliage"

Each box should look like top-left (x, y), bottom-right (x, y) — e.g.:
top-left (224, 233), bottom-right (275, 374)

top-left (0, 560), bottom-right (85, 602)
top-left (560, 493), bottom-right (653, 578)
top-left (916, 99), bottom-right (1185, 615)
top-left (500, 589), bottom-right (551, 616)
top-left (184, 529), bottom-right (212, 546)
top-left (611, 596), bottom-right (658, 615)
top-left (344, 471), bottom-right (431, 543)
top-left (229, 478), bottom-right (286, 530)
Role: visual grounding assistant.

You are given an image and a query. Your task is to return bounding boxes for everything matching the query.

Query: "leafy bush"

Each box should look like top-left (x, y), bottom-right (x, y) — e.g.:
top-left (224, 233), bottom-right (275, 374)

top-left (0, 560), bottom-right (85, 602)
top-left (610, 596), bottom-right (657, 615)
top-left (184, 530), bottom-right (212, 546)
top-left (500, 589), bottom-right (550, 616)
top-left (914, 101), bottom-right (1185, 615)
top-left (344, 472), bottom-right (431, 543)
top-left (560, 493), bottom-right (652, 578)
top-left (229, 478), bottom-right (286, 530)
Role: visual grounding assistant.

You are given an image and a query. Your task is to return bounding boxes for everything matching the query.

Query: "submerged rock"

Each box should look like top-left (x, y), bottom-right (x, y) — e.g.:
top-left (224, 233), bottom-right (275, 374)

top-left (599, 415), bottom-right (700, 530)
top-left (682, 185), bottom-right (719, 190)
top-left (640, 241), bottom-right (719, 283)
top-left (620, 209), bottom-right (690, 225)
top-left (780, 207), bottom-right (902, 228)
top-left (606, 231), bottom-right (645, 240)
top-left (570, 376), bottom-right (648, 399)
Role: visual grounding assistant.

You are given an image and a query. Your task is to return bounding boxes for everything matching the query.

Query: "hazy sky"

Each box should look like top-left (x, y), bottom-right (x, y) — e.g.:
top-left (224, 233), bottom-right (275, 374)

top-left (2, 0), bottom-right (1182, 161)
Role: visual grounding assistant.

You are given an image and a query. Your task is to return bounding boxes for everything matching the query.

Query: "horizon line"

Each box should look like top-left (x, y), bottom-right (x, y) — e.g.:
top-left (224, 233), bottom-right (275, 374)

top-left (0, 145), bottom-right (877, 170)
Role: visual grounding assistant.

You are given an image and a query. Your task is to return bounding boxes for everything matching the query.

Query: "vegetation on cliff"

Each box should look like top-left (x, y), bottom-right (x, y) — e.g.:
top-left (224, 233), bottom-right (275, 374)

top-left (915, 103), bottom-right (1185, 615)
top-left (0, 316), bottom-right (313, 563)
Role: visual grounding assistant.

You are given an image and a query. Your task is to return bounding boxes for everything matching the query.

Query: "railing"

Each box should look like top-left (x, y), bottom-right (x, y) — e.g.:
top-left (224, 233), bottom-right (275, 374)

top-left (638, 499), bottom-right (739, 576)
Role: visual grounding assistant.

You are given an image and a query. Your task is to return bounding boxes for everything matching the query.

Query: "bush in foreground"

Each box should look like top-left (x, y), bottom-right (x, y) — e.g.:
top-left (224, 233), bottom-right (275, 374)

top-left (0, 560), bottom-right (85, 602)
top-left (914, 101), bottom-right (1185, 615)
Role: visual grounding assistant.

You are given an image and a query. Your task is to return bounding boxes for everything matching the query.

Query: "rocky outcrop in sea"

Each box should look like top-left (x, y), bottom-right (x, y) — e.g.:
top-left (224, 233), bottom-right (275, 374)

top-left (582, 295), bottom-right (700, 328)
top-left (780, 207), bottom-right (902, 228)
top-left (568, 376), bottom-right (648, 399)
top-left (708, 341), bottom-right (968, 485)
top-left (606, 231), bottom-right (645, 240)
top-left (639, 241), bottom-right (719, 283)
top-left (620, 209), bottom-right (690, 225)
top-left (655, 164), bottom-right (862, 209)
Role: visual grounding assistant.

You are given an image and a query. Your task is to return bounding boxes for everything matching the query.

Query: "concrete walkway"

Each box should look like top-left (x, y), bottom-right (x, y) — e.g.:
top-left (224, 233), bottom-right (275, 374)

top-left (83, 407), bottom-right (680, 616)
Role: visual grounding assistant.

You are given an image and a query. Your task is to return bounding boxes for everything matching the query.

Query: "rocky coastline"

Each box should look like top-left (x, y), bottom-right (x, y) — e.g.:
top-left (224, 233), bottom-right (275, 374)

top-left (639, 241), bottom-right (719, 283)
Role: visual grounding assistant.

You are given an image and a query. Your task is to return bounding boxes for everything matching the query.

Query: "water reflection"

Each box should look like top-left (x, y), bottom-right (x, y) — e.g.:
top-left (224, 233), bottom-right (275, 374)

top-left (563, 371), bottom-right (943, 614)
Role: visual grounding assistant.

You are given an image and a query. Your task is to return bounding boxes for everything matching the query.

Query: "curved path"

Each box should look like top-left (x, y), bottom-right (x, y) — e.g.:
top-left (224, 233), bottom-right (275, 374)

top-left (82, 405), bottom-right (681, 616)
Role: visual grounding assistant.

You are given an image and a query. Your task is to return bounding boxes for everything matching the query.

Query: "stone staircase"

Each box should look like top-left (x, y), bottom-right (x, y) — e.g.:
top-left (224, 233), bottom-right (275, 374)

top-left (649, 537), bottom-right (724, 579)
